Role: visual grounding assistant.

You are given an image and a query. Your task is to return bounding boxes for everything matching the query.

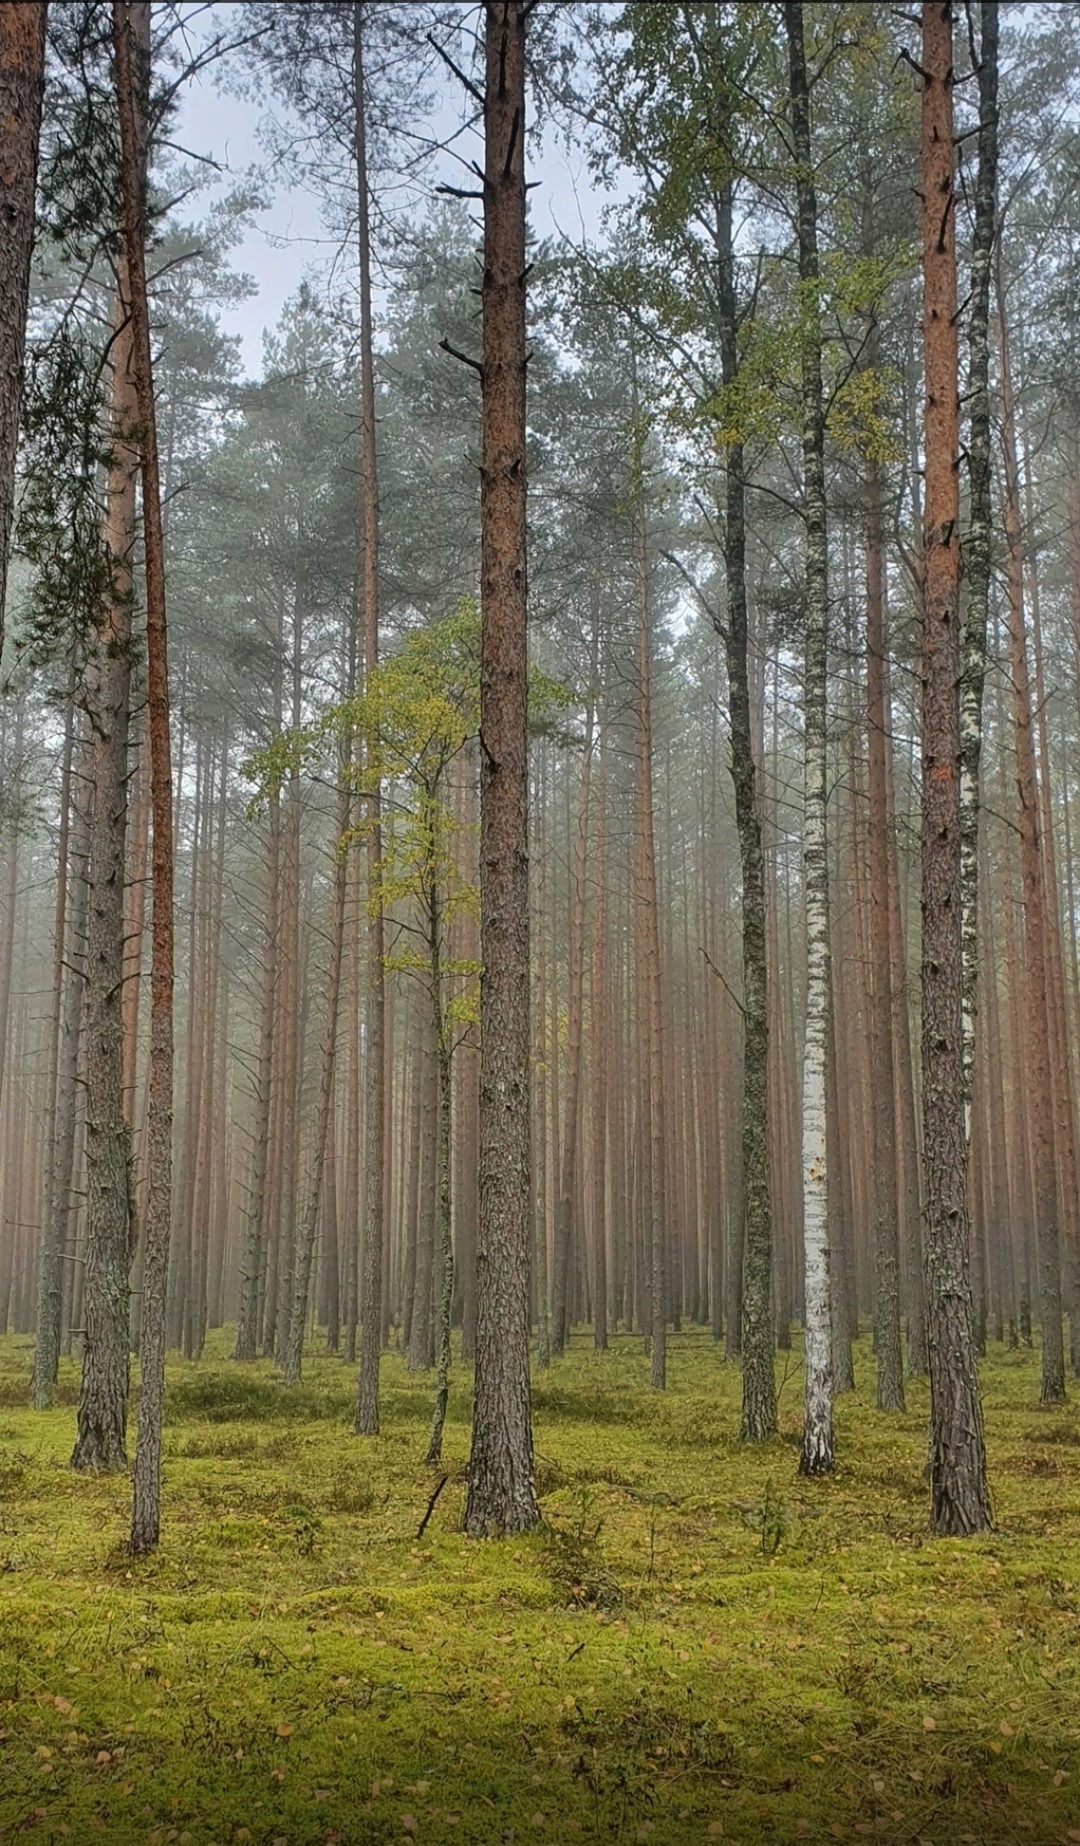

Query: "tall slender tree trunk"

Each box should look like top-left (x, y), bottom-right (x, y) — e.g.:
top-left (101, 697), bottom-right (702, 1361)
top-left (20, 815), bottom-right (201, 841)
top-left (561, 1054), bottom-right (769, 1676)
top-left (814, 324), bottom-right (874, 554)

top-left (426, 862), bottom-right (454, 1465)
top-left (283, 779), bottom-right (350, 1384)
top-left (0, 0), bottom-right (46, 657)
top-left (465, 0), bottom-right (539, 1537)
top-left (959, 0), bottom-right (999, 1120)
top-left (1024, 498), bottom-right (1080, 1374)
top-left (70, 272), bottom-right (139, 1473)
top-left (786, 0), bottom-right (834, 1473)
top-left (866, 458), bottom-right (904, 1410)
top-left (998, 274), bottom-right (1064, 1403)
top-left (236, 787), bottom-right (279, 1359)
top-left (553, 620), bottom-right (596, 1356)
top-left (713, 174), bottom-right (775, 1440)
top-left (631, 456), bottom-right (668, 1392)
top-left (113, 0), bottom-right (175, 1553)
top-left (590, 708), bottom-right (609, 1353)
top-left (354, 0), bottom-right (385, 1437)
top-left (918, 0), bottom-right (992, 1535)
top-left (33, 699), bottom-right (84, 1408)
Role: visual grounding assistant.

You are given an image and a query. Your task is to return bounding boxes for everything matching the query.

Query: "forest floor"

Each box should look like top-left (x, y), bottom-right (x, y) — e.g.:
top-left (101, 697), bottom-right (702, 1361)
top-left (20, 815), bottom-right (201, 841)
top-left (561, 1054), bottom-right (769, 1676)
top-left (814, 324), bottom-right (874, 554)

top-left (0, 1332), bottom-right (1079, 1846)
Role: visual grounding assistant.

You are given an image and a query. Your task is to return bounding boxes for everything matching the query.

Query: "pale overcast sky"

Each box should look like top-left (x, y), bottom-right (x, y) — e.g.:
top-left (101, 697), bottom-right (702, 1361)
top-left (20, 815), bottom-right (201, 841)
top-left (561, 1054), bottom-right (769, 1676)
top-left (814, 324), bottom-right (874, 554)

top-left (171, 5), bottom-right (614, 378)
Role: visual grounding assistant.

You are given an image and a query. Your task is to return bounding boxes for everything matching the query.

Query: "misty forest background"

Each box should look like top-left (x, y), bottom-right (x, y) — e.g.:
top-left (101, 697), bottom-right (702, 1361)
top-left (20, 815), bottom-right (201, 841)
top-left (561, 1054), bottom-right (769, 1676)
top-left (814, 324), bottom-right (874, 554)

top-left (4, 4), bottom-right (1080, 1843)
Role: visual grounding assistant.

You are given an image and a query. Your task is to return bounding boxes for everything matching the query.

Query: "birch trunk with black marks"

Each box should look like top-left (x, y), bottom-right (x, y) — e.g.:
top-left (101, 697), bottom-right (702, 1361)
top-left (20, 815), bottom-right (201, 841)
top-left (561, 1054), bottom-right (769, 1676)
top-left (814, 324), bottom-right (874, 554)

top-left (786, 0), bottom-right (833, 1475)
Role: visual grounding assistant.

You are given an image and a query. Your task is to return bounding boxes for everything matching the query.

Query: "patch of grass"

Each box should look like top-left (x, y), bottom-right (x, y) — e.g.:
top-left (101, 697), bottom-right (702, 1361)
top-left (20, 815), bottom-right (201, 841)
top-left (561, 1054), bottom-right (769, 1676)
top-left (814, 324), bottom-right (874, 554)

top-left (2, 1332), bottom-right (1080, 1843)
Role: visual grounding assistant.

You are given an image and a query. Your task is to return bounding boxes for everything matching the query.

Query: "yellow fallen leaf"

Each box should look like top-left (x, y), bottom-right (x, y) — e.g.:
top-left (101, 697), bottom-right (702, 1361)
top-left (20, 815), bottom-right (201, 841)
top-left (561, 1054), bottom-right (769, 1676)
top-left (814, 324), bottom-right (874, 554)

top-left (1000, 1721), bottom-right (1015, 1737)
top-left (922, 1716), bottom-right (936, 1732)
top-left (275, 1723), bottom-right (293, 1739)
top-left (401, 1819), bottom-right (418, 1836)
top-left (707, 1825), bottom-right (725, 1839)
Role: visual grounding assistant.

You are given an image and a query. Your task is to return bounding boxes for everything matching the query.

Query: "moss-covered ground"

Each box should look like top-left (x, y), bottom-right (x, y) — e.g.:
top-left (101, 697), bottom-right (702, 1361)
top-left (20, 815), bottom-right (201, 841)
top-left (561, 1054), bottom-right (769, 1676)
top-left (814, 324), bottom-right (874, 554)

top-left (1, 1331), bottom-right (1079, 1846)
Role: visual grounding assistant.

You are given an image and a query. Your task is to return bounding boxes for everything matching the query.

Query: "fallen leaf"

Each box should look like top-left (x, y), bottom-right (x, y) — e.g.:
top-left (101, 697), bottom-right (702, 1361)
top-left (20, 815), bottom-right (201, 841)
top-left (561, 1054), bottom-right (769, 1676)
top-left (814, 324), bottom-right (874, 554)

top-left (922, 1716), bottom-right (936, 1732)
top-left (401, 1819), bottom-right (418, 1836)
top-left (275, 1723), bottom-right (293, 1740)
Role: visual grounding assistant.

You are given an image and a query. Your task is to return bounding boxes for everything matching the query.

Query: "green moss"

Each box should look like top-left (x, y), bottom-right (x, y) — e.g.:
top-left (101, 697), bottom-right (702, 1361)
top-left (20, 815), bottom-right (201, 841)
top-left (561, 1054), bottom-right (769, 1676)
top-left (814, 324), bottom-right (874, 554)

top-left (1, 1331), bottom-right (1079, 1843)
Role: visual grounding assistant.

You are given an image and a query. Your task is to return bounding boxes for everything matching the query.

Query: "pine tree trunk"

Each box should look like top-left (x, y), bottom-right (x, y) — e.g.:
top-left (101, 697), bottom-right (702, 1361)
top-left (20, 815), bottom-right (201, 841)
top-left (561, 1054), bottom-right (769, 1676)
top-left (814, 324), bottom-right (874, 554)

top-left (282, 778), bottom-right (350, 1385)
top-left (714, 175), bottom-right (775, 1438)
top-left (426, 872), bottom-right (454, 1465)
top-left (0, 0), bottom-right (46, 657)
top-left (111, 0), bottom-right (175, 1550)
top-left (465, 0), bottom-right (539, 1537)
top-left (631, 434), bottom-right (667, 1392)
top-left (354, 0), bottom-right (385, 1437)
top-left (70, 271), bottom-right (138, 1475)
top-left (34, 701), bottom-right (87, 1408)
top-left (236, 787), bottom-right (279, 1359)
top-left (959, 0), bottom-right (999, 1119)
top-left (553, 630), bottom-right (596, 1357)
top-left (918, 0), bottom-right (992, 1535)
top-left (590, 709), bottom-right (609, 1353)
top-left (998, 273), bottom-right (1064, 1403)
top-left (866, 454), bottom-right (904, 1409)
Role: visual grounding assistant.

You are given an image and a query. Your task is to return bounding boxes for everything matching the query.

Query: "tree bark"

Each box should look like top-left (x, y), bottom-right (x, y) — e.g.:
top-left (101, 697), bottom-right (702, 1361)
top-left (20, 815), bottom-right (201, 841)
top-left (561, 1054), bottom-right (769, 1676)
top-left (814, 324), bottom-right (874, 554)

top-left (590, 705), bottom-right (609, 1353)
top-left (959, 0), bottom-right (999, 1118)
top-left (282, 780), bottom-right (350, 1385)
top-left (235, 784), bottom-right (279, 1359)
top-left (918, 0), bottom-right (992, 1535)
top-left (112, 0), bottom-right (175, 1550)
top-left (33, 699), bottom-right (87, 1408)
top-left (465, 0), bottom-right (539, 1538)
top-left (866, 457), bottom-right (904, 1410)
top-left (354, 0), bottom-right (386, 1437)
top-left (70, 271), bottom-right (138, 1473)
top-left (997, 269), bottom-right (1064, 1403)
top-left (713, 174), bottom-right (775, 1440)
top-left (786, 0), bottom-right (834, 1474)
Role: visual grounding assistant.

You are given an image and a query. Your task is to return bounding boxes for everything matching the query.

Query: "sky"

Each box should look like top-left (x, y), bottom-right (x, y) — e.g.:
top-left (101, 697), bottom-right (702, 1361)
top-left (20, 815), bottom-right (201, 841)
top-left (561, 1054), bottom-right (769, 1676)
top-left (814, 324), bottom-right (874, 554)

top-left (171, 4), bottom-right (616, 379)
